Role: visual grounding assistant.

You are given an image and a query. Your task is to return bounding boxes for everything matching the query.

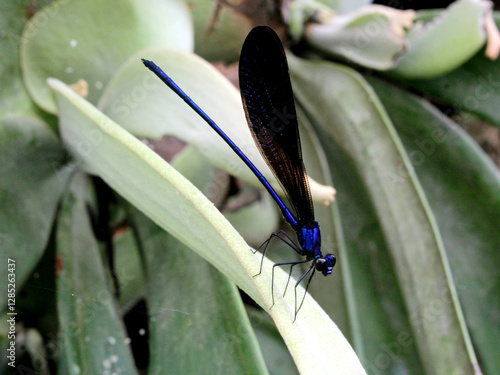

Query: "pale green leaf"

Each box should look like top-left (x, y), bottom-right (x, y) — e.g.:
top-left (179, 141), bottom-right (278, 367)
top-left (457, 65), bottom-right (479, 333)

top-left (48, 77), bottom-right (365, 375)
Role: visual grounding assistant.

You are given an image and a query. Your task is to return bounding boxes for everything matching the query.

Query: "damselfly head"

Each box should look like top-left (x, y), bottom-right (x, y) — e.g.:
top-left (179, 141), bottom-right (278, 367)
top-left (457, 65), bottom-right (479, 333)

top-left (315, 254), bottom-right (336, 276)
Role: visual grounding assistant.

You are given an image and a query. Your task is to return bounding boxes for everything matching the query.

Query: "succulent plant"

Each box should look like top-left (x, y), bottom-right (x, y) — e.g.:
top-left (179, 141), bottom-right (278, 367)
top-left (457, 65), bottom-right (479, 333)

top-left (1, 0), bottom-right (499, 374)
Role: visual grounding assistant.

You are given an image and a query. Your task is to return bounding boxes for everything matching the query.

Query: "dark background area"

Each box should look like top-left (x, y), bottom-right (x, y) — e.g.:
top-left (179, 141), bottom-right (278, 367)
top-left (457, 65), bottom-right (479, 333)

top-left (374, 0), bottom-right (500, 10)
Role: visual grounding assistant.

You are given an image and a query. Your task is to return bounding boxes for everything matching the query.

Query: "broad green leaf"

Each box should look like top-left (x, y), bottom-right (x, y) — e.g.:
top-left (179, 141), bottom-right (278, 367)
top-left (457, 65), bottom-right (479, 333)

top-left (295, 78), bottom-right (424, 374)
top-left (289, 56), bottom-right (478, 374)
top-left (310, 121), bottom-right (425, 373)
top-left (129, 207), bottom-right (269, 375)
top-left (0, 116), bottom-right (68, 309)
top-left (56, 172), bottom-right (137, 374)
top-left (305, 5), bottom-right (414, 70)
top-left (48, 78), bottom-right (365, 374)
top-left (369, 76), bottom-right (500, 375)
top-left (391, 0), bottom-right (492, 78)
top-left (21, 0), bottom-right (192, 113)
top-left (98, 48), bottom-right (335, 205)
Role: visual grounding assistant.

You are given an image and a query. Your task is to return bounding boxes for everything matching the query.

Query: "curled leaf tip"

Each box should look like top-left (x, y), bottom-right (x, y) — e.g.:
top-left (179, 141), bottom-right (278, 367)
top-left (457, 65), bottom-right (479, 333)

top-left (69, 79), bottom-right (89, 98)
top-left (309, 178), bottom-right (336, 205)
top-left (370, 5), bottom-right (416, 37)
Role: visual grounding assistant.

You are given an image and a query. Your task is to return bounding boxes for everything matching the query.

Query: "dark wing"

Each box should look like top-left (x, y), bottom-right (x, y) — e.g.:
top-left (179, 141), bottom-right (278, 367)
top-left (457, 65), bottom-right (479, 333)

top-left (239, 26), bottom-right (314, 224)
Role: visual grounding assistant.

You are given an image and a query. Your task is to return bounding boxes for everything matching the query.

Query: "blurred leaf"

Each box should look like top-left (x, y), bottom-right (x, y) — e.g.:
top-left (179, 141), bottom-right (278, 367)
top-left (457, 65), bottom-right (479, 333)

top-left (114, 229), bottom-right (145, 311)
top-left (289, 55), bottom-right (478, 374)
top-left (0, 0), bottom-right (48, 118)
top-left (287, 0), bottom-right (381, 40)
top-left (292, 106), bottom-right (351, 337)
top-left (247, 307), bottom-right (299, 375)
top-left (57, 349), bottom-right (70, 375)
top-left (391, 0), bottom-right (491, 78)
top-left (56, 172), bottom-right (137, 374)
top-left (368, 76), bottom-right (500, 375)
top-left (146, 143), bottom-right (268, 372)
top-left (379, 14), bottom-right (500, 129)
top-left (0, 116), bottom-right (68, 309)
top-left (311, 121), bottom-right (425, 374)
top-left (224, 191), bottom-right (281, 249)
top-left (397, 41), bottom-right (500, 128)
top-left (98, 48), bottom-right (334, 204)
top-left (14, 231), bottom-right (58, 335)
top-left (316, 0), bottom-right (373, 14)
top-left (189, 0), bottom-right (251, 62)
top-left (305, 5), bottom-right (414, 70)
top-left (295, 71), bottom-right (424, 375)
top-left (170, 144), bottom-right (228, 205)
top-left (172, 144), bottom-right (278, 250)
top-left (287, 0), bottom-right (335, 40)
top-left (20, 0), bottom-right (192, 113)
top-left (129, 207), bottom-right (269, 375)
top-left (48, 77), bottom-right (365, 374)
top-left (0, 315), bottom-right (11, 369)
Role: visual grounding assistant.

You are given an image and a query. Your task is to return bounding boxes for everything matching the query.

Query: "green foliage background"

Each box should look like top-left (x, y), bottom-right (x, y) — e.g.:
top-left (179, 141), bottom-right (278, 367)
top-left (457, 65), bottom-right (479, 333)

top-left (1, 0), bottom-right (499, 374)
